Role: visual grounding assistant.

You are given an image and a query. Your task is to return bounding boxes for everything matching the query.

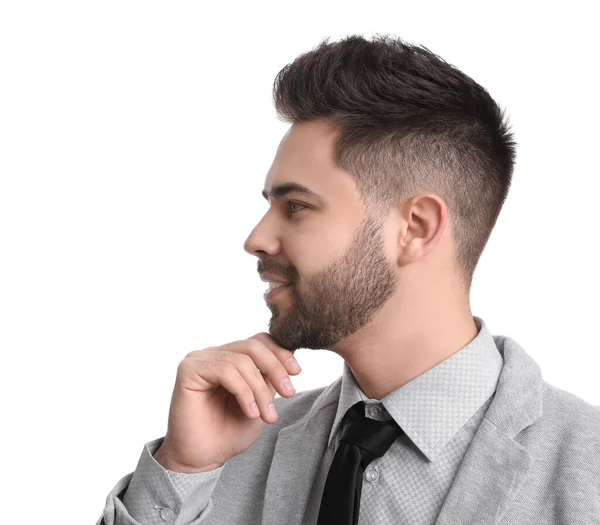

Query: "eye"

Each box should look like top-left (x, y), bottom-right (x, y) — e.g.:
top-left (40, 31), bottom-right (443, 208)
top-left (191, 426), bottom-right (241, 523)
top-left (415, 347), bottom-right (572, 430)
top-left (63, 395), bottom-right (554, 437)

top-left (287, 201), bottom-right (307, 214)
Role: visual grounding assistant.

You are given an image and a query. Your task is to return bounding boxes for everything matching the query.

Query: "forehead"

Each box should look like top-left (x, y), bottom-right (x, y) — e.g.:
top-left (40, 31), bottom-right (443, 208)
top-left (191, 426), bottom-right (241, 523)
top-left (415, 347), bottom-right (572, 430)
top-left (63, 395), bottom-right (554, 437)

top-left (263, 120), bottom-right (353, 201)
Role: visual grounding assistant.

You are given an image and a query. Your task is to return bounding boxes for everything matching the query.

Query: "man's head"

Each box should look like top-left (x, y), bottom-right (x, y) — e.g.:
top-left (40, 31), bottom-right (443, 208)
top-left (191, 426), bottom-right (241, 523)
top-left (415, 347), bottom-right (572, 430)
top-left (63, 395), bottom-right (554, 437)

top-left (243, 34), bottom-right (516, 352)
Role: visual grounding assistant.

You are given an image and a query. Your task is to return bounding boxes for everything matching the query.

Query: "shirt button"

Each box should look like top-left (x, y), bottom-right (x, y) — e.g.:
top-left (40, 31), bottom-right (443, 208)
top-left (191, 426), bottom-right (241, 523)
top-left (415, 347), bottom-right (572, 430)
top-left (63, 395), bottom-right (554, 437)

top-left (159, 507), bottom-right (174, 522)
top-left (365, 468), bottom-right (379, 482)
top-left (368, 404), bottom-right (383, 418)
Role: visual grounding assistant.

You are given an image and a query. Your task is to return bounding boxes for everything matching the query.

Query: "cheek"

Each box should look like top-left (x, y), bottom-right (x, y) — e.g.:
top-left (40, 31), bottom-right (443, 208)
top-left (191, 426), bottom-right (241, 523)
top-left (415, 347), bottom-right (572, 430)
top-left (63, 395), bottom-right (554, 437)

top-left (288, 244), bottom-right (328, 276)
top-left (285, 223), bottom-right (351, 273)
top-left (286, 238), bottom-right (322, 271)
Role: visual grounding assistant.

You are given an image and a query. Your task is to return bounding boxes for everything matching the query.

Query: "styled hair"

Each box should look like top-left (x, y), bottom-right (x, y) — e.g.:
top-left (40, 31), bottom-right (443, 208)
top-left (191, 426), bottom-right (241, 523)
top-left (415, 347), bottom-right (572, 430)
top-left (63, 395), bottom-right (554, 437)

top-left (272, 34), bottom-right (517, 291)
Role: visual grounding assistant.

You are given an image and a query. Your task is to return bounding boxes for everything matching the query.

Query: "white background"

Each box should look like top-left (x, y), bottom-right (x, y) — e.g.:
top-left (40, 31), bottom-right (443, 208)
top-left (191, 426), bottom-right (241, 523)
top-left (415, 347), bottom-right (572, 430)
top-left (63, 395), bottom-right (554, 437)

top-left (0, 1), bottom-right (598, 522)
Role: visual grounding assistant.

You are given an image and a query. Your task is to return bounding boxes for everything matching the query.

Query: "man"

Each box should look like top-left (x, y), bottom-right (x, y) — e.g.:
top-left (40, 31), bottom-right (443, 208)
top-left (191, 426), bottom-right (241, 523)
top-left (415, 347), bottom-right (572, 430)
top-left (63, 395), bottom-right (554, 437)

top-left (98, 34), bottom-right (600, 525)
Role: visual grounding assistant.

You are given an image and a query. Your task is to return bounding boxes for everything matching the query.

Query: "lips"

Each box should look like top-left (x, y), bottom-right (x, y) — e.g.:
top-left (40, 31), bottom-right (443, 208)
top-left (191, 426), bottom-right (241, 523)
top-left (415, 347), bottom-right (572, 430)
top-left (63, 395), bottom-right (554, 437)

top-left (264, 282), bottom-right (292, 302)
top-left (260, 272), bottom-right (292, 284)
top-left (269, 282), bottom-right (290, 289)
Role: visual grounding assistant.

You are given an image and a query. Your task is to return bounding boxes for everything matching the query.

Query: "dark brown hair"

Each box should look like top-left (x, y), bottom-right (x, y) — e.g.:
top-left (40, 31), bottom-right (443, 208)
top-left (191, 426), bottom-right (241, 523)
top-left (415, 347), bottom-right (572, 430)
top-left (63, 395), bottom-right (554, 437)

top-left (272, 34), bottom-right (517, 291)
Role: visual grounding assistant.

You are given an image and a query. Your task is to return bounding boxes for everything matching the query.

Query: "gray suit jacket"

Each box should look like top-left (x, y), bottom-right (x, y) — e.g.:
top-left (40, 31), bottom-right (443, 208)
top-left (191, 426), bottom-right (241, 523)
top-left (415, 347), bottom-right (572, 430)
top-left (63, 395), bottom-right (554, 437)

top-left (98, 333), bottom-right (600, 525)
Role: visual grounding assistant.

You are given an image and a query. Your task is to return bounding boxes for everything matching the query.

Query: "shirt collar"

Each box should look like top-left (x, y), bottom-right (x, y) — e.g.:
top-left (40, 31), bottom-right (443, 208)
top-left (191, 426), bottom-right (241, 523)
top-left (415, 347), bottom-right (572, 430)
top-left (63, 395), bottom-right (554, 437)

top-left (327, 315), bottom-right (504, 461)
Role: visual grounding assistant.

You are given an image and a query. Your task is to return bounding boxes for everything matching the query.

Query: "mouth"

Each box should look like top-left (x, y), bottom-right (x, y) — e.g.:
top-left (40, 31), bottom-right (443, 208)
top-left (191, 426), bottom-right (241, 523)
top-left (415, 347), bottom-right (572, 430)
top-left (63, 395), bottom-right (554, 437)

top-left (269, 281), bottom-right (291, 289)
top-left (264, 282), bottom-right (292, 302)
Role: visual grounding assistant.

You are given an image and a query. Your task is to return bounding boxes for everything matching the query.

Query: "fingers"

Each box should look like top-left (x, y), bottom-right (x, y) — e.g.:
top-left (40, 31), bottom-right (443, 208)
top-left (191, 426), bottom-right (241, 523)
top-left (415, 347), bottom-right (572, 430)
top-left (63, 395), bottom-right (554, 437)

top-left (248, 332), bottom-right (302, 376)
top-left (177, 358), bottom-right (261, 421)
top-left (183, 336), bottom-right (301, 424)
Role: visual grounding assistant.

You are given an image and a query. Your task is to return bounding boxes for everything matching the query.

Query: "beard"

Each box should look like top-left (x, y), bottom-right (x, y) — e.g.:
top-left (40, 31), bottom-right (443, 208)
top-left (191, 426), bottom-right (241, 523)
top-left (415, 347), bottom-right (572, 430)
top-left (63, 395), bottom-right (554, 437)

top-left (266, 213), bottom-right (399, 351)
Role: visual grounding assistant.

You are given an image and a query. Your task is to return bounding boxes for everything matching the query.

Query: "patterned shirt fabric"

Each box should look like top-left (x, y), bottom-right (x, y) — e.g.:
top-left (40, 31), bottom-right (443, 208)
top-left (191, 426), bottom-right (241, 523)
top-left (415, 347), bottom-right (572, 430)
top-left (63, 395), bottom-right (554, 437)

top-left (119, 315), bottom-right (504, 524)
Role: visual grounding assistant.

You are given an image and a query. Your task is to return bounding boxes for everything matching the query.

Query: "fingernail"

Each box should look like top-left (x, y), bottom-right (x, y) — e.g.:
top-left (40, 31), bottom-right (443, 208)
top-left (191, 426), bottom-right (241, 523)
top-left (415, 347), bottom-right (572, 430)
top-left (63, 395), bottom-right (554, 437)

top-left (288, 356), bottom-right (301, 370)
top-left (281, 377), bottom-right (295, 394)
top-left (268, 403), bottom-right (277, 418)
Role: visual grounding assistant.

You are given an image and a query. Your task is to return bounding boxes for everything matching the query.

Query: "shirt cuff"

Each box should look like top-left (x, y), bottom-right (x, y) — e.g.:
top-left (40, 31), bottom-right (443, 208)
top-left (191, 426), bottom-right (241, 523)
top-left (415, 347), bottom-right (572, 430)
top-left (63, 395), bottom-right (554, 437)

top-left (121, 436), bottom-right (226, 524)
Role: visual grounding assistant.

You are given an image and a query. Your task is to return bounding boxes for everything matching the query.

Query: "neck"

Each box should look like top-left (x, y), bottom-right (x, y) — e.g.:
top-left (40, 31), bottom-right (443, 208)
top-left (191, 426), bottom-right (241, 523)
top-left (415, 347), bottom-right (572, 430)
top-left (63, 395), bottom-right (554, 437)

top-left (330, 291), bottom-right (479, 400)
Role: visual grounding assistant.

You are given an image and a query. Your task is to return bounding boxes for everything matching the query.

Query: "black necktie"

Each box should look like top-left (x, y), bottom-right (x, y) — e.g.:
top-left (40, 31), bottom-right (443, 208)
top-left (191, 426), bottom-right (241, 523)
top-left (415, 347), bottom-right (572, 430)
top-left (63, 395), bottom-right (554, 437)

top-left (316, 401), bottom-right (404, 525)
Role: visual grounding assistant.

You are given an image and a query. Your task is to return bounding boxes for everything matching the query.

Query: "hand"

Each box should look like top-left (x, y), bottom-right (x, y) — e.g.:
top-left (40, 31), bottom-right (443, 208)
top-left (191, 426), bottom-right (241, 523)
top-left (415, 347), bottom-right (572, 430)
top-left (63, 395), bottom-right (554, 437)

top-left (153, 333), bottom-right (301, 473)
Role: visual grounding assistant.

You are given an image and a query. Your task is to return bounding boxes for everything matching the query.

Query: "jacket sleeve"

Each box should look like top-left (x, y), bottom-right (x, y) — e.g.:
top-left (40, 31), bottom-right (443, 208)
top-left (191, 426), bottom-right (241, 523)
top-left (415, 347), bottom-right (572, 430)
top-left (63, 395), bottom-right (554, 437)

top-left (96, 436), bottom-right (227, 525)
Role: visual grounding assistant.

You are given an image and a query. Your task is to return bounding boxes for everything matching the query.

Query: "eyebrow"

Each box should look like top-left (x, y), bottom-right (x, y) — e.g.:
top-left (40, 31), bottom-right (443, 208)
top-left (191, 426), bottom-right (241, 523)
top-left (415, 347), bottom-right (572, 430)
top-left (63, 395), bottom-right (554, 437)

top-left (262, 182), bottom-right (320, 202)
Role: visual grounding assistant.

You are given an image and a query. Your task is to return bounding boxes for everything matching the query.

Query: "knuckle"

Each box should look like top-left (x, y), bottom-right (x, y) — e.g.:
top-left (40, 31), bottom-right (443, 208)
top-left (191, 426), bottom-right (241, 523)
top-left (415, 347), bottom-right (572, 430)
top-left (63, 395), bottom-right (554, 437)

top-left (219, 360), bottom-right (236, 373)
top-left (177, 357), bottom-right (193, 372)
top-left (215, 349), bottom-right (232, 362)
top-left (221, 363), bottom-right (240, 384)
top-left (186, 346), bottom-right (217, 359)
top-left (245, 338), bottom-right (264, 355)
top-left (220, 350), bottom-right (245, 368)
top-left (185, 349), bottom-right (212, 360)
top-left (176, 358), bottom-right (197, 381)
top-left (248, 364), bottom-right (267, 386)
top-left (249, 368), bottom-right (271, 393)
top-left (249, 332), bottom-right (268, 341)
top-left (212, 361), bottom-right (238, 387)
top-left (236, 353), bottom-right (257, 371)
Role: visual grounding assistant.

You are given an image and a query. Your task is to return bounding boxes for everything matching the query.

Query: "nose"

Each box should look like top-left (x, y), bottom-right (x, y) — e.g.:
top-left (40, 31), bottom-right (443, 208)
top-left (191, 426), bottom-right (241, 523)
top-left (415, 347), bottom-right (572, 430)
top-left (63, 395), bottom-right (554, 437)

top-left (243, 222), bottom-right (276, 258)
top-left (243, 232), bottom-right (257, 256)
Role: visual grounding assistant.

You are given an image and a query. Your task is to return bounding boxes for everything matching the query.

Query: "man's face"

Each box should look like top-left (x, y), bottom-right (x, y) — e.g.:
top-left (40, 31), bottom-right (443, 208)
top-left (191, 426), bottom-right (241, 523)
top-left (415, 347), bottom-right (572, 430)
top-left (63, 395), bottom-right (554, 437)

top-left (243, 120), bottom-right (399, 351)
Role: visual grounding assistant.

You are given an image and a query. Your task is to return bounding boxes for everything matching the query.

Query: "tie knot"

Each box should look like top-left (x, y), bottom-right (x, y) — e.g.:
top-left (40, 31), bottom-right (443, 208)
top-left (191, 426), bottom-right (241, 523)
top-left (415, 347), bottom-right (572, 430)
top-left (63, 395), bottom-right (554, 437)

top-left (339, 401), bottom-right (403, 466)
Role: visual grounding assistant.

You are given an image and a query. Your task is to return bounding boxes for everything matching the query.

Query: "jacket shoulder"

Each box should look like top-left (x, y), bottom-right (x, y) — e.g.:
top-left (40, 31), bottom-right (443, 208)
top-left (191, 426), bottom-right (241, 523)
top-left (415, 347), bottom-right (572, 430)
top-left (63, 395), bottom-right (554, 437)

top-left (525, 381), bottom-right (600, 456)
top-left (543, 381), bottom-right (600, 425)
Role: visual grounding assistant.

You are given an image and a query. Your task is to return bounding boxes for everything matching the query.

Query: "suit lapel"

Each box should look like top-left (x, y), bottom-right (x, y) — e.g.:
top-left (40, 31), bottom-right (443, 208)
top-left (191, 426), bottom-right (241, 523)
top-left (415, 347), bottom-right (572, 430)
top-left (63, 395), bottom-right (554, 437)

top-left (261, 378), bottom-right (342, 525)
top-left (434, 335), bottom-right (544, 524)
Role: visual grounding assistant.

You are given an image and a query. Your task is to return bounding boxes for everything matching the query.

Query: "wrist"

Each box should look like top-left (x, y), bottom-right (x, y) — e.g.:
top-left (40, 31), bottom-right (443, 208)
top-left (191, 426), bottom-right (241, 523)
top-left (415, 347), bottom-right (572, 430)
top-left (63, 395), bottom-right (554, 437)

top-left (153, 444), bottom-right (223, 473)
